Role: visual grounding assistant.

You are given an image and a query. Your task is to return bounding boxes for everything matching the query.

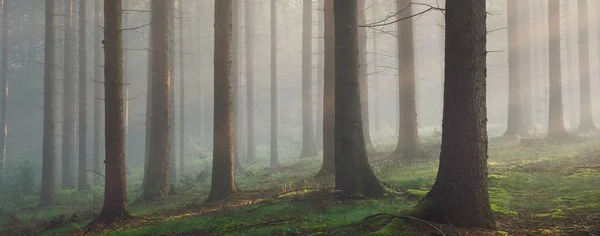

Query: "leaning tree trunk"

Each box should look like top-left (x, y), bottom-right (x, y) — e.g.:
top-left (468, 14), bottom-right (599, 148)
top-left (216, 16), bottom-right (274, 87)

top-left (92, 0), bottom-right (130, 223)
top-left (504, 0), bottom-right (524, 136)
top-left (357, 0), bottom-right (374, 152)
top-left (577, 0), bottom-right (595, 132)
top-left (316, 0), bottom-right (335, 177)
top-left (393, 0), bottom-right (420, 160)
top-left (333, 0), bottom-right (383, 197)
top-left (142, 0), bottom-right (172, 201)
top-left (0, 0), bottom-right (8, 186)
top-left (61, 0), bottom-right (76, 190)
top-left (413, 0), bottom-right (496, 229)
top-left (78, 0), bottom-right (90, 191)
top-left (40, 0), bottom-right (57, 207)
top-left (300, 0), bottom-right (318, 158)
top-left (547, 0), bottom-right (567, 140)
top-left (270, 0), bottom-right (279, 167)
top-left (93, 0), bottom-right (103, 185)
top-left (207, 0), bottom-right (237, 202)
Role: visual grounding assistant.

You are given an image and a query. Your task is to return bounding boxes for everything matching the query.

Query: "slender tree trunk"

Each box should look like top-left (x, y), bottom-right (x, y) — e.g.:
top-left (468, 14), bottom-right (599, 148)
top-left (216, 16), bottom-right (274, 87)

top-left (169, 0), bottom-right (176, 185)
top-left (333, 0), bottom-right (383, 197)
top-left (245, 0), bottom-right (256, 162)
top-left (207, 0), bottom-right (237, 202)
top-left (179, 0), bottom-right (185, 176)
top-left (92, 0), bottom-right (130, 222)
top-left (413, 0), bottom-right (495, 229)
top-left (62, 0), bottom-right (76, 190)
top-left (577, 0), bottom-right (595, 132)
top-left (547, 0), bottom-right (567, 140)
top-left (315, 0), bottom-right (324, 150)
top-left (371, 1), bottom-right (379, 133)
top-left (142, 0), bottom-right (172, 201)
top-left (357, 0), bottom-right (373, 152)
top-left (393, 0), bottom-right (420, 160)
top-left (93, 0), bottom-right (103, 185)
top-left (232, 0), bottom-right (244, 173)
top-left (520, 0), bottom-right (533, 131)
top-left (40, 0), bottom-right (57, 207)
top-left (504, 0), bottom-right (524, 136)
top-left (300, 0), bottom-right (318, 158)
top-left (270, 0), bottom-right (279, 168)
top-left (316, 0), bottom-right (334, 177)
top-left (77, 0), bottom-right (90, 191)
top-left (563, 0), bottom-right (578, 131)
top-left (0, 0), bottom-right (7, 186)
top-left (142, 21), bottom-right (153, 189)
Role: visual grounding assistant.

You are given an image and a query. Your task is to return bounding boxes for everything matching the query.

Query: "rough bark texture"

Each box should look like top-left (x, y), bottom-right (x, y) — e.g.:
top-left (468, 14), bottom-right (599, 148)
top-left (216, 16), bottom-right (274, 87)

top-left (93, 0), bottom-right (103, 185)
top-left (207, 0), bottom-right (237, 202)
top-left (504, 0), bottom-right (524, 136)
top-left (270, 0), bottom-right (279, 167)
top-left (93, 0), bottom-right (130, 223)
top-left (77, 0), bottom-right (90, 191)
top-left (577, 0), bottom-right (595, 132)
top-left (393, 0), bottom-right (420, 160)
top-left (357, 0), bottom-right (373, 152)
top-left (315, 0), bottom-right (324, 150)
top-left (179, 0), bottom-right (185, 176)
top-left (142, 0), bottom-right (172, 201)
top-left (300, 0), bottom-right (318, 158)
top-left (0, 0), bottom-right (7, 186)
top-left (40, 0), bottom-right (56, 207)
top-left (413, 0), bottom-right (496, 229)
top-left (317, 0), bottom-right (334, 177)
top-left (547, 0), bottom-right (567, 140)
top-left (245, 0), bottom-right (256, 162)
top-left (61, 0), bottom-right (76, 190)
top-left (333, 0), bottom-right (383, 197)
top-left (232, 0), bottom-right (244, 173)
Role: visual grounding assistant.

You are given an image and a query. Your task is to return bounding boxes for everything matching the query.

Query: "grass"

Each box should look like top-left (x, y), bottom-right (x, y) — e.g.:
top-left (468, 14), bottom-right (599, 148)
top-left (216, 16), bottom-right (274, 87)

top-left (2, 137), bottom-right (600, 235)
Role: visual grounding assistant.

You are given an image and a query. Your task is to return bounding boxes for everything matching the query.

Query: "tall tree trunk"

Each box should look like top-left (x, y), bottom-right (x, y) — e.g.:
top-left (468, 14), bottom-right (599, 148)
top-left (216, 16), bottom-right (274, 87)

top-left (563, 0), bottom-right (578, 131)
top-left (93, 0), bottom-right (103, 185)
top-left (393, 0), bottom-right (420, 160)
top-left (315, 0), bottom-right (324, 150)
top-left (357, 0), bottom-right (373, 152)
top-left (142, 19), bottom-right (153, 189)
top-left (92, 0), bottom-right (130, 222)
top-left (62, 0), bottom-right (76, 190)
top-left (0, 0), bottom-right (7, 186)
top-left (169, 0), bottom-right (176, 185)
top-left (300, 0), bottom-right (318, 158)
top-left (142, 0), bottom-right (172, 201)
top-left (577, 0), bottom-right (595, 132)
top-left (270, 0), bottom-right (279, 167)
top-left (547, 0), bottom-right (567, 140)
top-left (333, 0), bottom-right (383, 197)
top-left (232, 0), bottom-right (244, 173)
top-left (245, 0), bottom-right (256, 162)
top-left (40, 0), bottom-right (57, 207)
top-left (316, 0), bottom-right (334, 177)
top-left (413, 0), bottom-right (495, 229)
top-left (207, 0), bottom-right (237, 202)
top-left (179, 0), bottom-right (185, 176)
top-left (77, 0), bottom-right (90, 191)
top-left (520, 0), bottom-right (533, 131)
top-left (504, 0), bottom-right (524, 136)
top-left (371, 1), bottom-right (379, 133)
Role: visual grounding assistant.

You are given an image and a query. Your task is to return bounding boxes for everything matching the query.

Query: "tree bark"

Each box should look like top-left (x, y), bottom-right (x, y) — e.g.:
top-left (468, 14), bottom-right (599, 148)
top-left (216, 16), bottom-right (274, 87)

top-left (413, 0), bottom-right (495, 229)
top-left (316, 0), bottom-right (334, 177)
top-left (563, 0), bottom-right (578, 131)
top-left (245, 0), bottom-right (256, 162)
top-left (300, 0), bottom-right (318, 158)
top-left (207, 0), bottom-right (237, 202)
top-left (169, 0), bottom-right (176, 185)
top-left (61, 0), bottom-right (76, 190)
top-left (270, 0), bottom-right (279, 168)
top-left (547, 0), bottom-right (567, 140)
top-left (0, 0), bottom-right (8, 187)
top-left (315, 0), bottom-right (324, 150)
top-left (504, 0), bottom-right (524, 136)
top-left (577, 0), bottom-right (595, 132)
top-left (179, 0), bottom-right (185, 176)
top-left (77, 0), bottom-right (90, 191)
top-left (333, 0), bottom-right (383, 197)
top-left (93, 0), bottom-right (103, 185)
top-left (40, 0), bottom-right (56, 207)
top-left (232, 0), bottom-right (244, 173)
top-left (357, 0), bottom-right (373, 152)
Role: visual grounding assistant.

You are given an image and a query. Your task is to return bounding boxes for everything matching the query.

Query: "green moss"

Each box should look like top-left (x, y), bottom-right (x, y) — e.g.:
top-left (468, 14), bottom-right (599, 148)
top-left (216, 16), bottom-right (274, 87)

top-left (405, 189), bottom-right (428, 200)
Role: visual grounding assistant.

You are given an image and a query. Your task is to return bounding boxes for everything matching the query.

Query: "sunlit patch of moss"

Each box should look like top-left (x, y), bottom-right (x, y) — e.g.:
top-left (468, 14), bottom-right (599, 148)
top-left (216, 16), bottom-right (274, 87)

top-left (488, 187), bottom-right (517, 216)
top-left (405, 189), bottom-right (428, 200)
top-left (496, 231), bottom-right (509, 236)
top-left (488, 174), bottom-right (506, 181)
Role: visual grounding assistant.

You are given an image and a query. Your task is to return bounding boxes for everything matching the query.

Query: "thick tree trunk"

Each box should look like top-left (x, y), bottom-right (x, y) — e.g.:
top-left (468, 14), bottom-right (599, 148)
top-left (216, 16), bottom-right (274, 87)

top-left (504, 0), bottom-right (524, 136)
top-left (577, 0), bottom-right (595, 132)
top-left (393, 0), bottom-right (420, 160)
top-left (413, 0), bottom-right (495, 229)
top-left (232, 0), bottom-right (244, 173)
top-left (77, 0), bottom-right (90, 191)
top-left (315, 0), bottom-right (324, 150)
top-left (300, 0), bottom-right (318, 158)
top-left (316, 0), bottom-right (334, 177)
top-left (270, 0), bottom-right (279, 168)
top-left (357, 0), bottom-right (373, 152)
top-left (40, 0), bottom-right (57, 207)
top-left (61, 0), bottom-right (76, 190)
top-left (142, 0), bottom-right (172, 201)
top-left (93, 0), bottom-right (130, 223)
top-left (207, 0), bottom-right (237, 202)
top-left (179, 0), bottom-right (185, 176)
top-left (93, 0), bottom-right (103, 185)
top-left (333, 0), bottom-right (383, 197)
top-left (547, 0), bottom-right (567, 140)
top-left (0, 0), bottom-right (8, 186)
top-left (245, 0), bottom-right (256, 162)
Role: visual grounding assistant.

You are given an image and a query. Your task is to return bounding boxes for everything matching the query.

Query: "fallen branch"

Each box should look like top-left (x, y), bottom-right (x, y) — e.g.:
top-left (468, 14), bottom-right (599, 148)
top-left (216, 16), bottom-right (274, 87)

top-left (363, 213), bottom-right (446, 236)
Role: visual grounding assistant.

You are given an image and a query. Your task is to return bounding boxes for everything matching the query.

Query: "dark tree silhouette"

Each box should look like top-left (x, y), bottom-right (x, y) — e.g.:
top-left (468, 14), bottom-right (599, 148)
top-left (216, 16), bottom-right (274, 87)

top-left (93, 0), bottom-right (104, 185)
top-left (40, 0), bottom-right (56, 207)
top-left (61, 0), bottom-right (76, 190)
top-left (317, 0), bottom-right (334, 177)
top-left (77, 0), bottom-right (90, 191)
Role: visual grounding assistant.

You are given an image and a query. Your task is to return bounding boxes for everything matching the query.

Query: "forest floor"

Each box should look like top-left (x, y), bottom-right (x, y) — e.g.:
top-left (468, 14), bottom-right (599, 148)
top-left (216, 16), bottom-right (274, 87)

top-left (2, 136), bottom-right (600, 235)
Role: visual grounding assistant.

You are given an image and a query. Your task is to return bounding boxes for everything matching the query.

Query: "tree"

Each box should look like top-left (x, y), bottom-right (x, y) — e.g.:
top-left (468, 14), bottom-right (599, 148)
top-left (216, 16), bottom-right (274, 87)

top-left (357, 0), bottom-right (374, 151)
top-left (179, 0), bottom-right (186, 176)
top-left (62, 0), bottom-right (76, 190)
top-left (333, 0), bottom-right (383, 197)
top-left (40, 0), bottom-right (56, 207)
top-left (0, 0), bottom-right (8, 186)
top-left (315, 0), bottom-right (324, 150)
top-left (270, 0), bottom-right (279, 167)
top-left (300, 0), bottom-right (318, 158)
top-left (520, 0), bottom-right (533, 131)
top-left (316, 0), bottom-right (334, 177)
top-left (547, 0), bottom-right (567, 140)
top-left (77, 0), bottom-right (90, 191)
top-left (412, 0), bottom-right (495, 229)
top-left (93, 0), bottom-right (103, 185)
top-left (169, 0), bottom-right (176, 185)
top-left (504, 0), bottom-right (524, 136)
top-left (142, 0), bottom-right (172, 200)
top-left (563, 0), bottom-right (577, 131)
top-left (371, 0), bottom-right (380, 133)
top-left (207, 0), bottom-right (237, 202)
top-left (232, 0), bottom-right (244, 173)
top-left (92, 0), bottom-right (130, 223)
top-left (245, 0), bottom-right (256, 162)
top-left (577, 0), bottom-right (595, 132)
top-left (393, 0), bottom-right (420, 160)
